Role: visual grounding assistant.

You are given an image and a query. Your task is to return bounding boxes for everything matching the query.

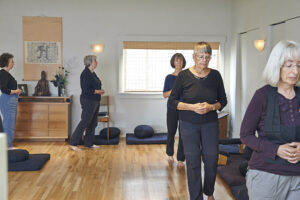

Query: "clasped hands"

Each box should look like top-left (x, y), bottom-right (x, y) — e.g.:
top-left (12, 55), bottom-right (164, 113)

top-left (95, 89), bottom-right (105, 95)
top-left (191, 102), bottom-right (213, 115)
top-left (277, 142), bottom-right (300, 164)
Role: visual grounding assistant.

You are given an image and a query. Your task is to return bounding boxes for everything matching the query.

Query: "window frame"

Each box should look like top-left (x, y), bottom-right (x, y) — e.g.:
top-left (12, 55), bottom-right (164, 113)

top-left (117, 35), bottom-right (226, 97)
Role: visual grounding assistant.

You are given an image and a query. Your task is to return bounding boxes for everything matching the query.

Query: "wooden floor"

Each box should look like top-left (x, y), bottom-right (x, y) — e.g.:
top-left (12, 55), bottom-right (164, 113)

top-left (8, 139), bottom-right (234, 200)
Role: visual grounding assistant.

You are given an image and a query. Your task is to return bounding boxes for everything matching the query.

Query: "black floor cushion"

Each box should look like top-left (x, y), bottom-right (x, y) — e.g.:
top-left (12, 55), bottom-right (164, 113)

top-left (8, 149), bottom-right (50, 171)
top-left (94, 136), bottom-right (119, 145)
top-left (78, 135), bottom-right (120, 145)
top-left (99, 127), bottom-right (120, 139)
top-left (126, 133), bottom-right (167, 144)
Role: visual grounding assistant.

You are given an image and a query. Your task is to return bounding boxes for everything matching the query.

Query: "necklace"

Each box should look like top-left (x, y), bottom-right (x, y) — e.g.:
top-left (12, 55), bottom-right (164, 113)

top-left (191, 66), bottom-right (209, 79)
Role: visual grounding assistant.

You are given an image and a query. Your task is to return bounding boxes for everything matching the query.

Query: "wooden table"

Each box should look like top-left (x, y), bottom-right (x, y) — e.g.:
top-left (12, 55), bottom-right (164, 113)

top-left (15, 96), bottom-right (72, 141)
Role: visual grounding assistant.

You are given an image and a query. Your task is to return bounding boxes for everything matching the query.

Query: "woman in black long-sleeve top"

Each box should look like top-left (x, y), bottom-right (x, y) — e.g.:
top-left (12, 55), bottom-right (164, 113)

top-left (70, 55), bottom-right (105, 151)
top-left (168, 42), bottom-right (227, 200)
top-left (0, 53), bottom-right (22, 149)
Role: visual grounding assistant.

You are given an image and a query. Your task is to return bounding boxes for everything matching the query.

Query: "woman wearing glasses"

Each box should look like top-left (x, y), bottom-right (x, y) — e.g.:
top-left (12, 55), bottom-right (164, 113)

top-left (240, 40), bottom-right (300, 200)
top-left (168, 42), bottom-right (227, 200)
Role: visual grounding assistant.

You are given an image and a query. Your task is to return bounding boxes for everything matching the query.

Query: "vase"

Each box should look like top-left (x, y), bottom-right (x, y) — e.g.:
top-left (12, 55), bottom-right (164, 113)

top-left (58, 86), bottom-right (63, 97)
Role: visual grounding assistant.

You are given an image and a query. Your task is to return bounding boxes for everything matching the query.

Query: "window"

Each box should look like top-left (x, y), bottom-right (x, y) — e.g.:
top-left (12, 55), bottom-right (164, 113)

top-left (122, 41), bottom-right (220, 92)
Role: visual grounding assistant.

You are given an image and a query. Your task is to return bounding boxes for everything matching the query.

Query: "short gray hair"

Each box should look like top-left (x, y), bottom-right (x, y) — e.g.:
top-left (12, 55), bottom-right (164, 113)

top-left (193, 42), bottom-right (212, 55)
top-left (263, 40), bottom-right (300, 87)
top-left (84, 55), bottom-right (97, 67)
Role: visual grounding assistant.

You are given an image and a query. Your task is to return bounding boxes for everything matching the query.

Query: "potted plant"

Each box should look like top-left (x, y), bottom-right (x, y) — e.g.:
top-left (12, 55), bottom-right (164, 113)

top-left (51, 67), bottom-right (70, 96)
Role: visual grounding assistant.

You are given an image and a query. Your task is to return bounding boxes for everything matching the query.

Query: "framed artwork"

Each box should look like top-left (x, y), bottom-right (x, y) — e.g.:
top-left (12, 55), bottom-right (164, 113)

top-left (22, 16), bottom-right (62, 80)
top-left (25, 41), bottom-right (61, 64)
top-left (18, 84), bottom-right (28, 96)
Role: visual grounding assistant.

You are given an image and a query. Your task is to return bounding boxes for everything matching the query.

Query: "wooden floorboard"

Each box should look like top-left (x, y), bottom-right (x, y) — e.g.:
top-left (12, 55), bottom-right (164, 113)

top-left (8, 138), bottom-right (234, 200)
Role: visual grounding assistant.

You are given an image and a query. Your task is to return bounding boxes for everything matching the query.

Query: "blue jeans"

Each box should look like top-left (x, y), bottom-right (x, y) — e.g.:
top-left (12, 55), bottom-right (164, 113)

top-left (0, 93), bottom-right (18, 147)
top-left (180, 120), bottom-right (219, 200)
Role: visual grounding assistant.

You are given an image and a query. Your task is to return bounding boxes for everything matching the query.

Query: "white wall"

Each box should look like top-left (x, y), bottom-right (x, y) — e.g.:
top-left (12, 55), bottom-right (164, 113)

top-left (0, 0), bottom-right (233, 136)
top-left (230, 0), bottom-right (300, 137)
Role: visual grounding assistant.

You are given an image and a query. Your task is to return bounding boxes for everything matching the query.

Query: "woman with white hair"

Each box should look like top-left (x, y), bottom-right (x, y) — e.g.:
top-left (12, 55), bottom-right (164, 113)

top-left (240, 40), bottom-right (300, 199)
top-left (70, 55), bottom-right (105, 151)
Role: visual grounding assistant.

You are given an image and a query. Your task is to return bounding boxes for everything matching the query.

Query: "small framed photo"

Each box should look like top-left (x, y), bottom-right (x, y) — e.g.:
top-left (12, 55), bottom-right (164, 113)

top-left (18, 84), bottom-right (28, 96)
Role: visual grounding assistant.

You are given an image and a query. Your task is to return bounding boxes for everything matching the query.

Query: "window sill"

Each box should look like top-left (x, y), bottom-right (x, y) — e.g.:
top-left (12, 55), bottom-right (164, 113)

top-left (117, 92), bottom-right (165, 99)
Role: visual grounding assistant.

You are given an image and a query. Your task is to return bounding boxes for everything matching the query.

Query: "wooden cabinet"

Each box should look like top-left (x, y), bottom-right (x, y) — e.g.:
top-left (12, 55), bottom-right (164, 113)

top-left (218, 112), bottom-right (229, 139)
top-left (15, 96), bottom-right (72, 140)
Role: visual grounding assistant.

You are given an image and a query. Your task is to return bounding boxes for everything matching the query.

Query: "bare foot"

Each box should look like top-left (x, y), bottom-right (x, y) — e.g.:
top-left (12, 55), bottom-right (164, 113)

top-left (70, 145), bottom-right (81, 151)
top-left (177, 161), bottom-right (185, 168)
top-left (167, 156), bottom-right (174, 165)
top-left (207, 195), bottom-right (215, 200)
top-left (7, 147), bottom-right (18, 150)
top-left (88, 144), bottom-right (100, 149)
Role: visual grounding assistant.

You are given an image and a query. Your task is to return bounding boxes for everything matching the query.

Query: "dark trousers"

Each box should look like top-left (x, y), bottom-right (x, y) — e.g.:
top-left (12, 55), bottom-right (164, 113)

top-left (180, 120), bottom-right (219, 200)
top-left (166, 107), bottom-right (185, 161)
top-left (70, 97), bottom-right (100, 147)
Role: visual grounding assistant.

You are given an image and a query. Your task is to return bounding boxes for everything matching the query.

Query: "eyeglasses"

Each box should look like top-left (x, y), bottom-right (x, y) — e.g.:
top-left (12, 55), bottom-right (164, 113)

top-left (195, 55), bottom-right (211, 60)
top-left (283, 61), bottom-right (300, 69)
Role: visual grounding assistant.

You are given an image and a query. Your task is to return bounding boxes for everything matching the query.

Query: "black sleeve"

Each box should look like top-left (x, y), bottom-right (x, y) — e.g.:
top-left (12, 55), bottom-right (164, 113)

top-left (216, 71), bottom-right (227, 111)
top-left (167, 72), bottom-right (183, 110)
top-left (0, 73), bottom-right (11, 94)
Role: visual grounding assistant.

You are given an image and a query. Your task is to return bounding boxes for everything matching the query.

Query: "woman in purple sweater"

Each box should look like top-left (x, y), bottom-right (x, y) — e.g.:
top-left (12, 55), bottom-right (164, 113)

top-left (240, 40), bottom-right (300, 200)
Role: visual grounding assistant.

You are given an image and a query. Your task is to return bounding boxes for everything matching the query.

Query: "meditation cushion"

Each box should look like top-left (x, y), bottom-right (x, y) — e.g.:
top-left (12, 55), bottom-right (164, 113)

top-left (134, 125), bottom-right (154, 138)
top-left (8, 149), bottom-right (29, 163)
top-left (8, 149), bottom-right (50, 171)
top-left (219, 144), bottom-right (240, 154)
top-left (99, 127), bottom-right (120, 139)
top-left (126, 133), bottom-right (167, 144)
top-left (217, 154), bottom-right (246, 186)
top-left (78, 135), bottom-right (120, 145)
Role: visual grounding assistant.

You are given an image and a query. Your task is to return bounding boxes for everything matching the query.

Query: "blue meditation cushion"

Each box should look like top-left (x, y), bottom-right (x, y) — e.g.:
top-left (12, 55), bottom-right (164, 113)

top-left (99, 127), bottom-right (120, 139)
top-left (134, 125), bottom-right (154, 138)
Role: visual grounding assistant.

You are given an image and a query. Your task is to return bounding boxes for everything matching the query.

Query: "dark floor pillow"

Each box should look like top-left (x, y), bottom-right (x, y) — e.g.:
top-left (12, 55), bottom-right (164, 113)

top-left (219, 144), bottom-right (240, 154)
top-left (219, 138), bottom-right (241, 145)
top-left (9, 154), bottom-right (50, 171)
top-left (134, 125), bottom-right (154, 138)
top-left (126, 133), bottom-right (167, 144)
top-left (8, 149), bottom-right (50, 171)
top-left (99, 127), bottom-right (120, 139)
top-left (8, 149), bottom-right (29, 163)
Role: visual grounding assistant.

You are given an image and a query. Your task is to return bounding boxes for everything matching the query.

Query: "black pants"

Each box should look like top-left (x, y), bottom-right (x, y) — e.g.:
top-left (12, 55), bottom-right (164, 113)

top-left (166, 107), bottom-right (185, 161)
top-left (180, 120), bottom-right (219, 200)
top-left (70, 97), bottom-right (100, 147)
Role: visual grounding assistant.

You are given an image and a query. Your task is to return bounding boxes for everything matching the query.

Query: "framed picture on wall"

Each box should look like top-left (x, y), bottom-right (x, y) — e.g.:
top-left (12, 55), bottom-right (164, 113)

top-left (18, 84), bottom-right (28, 96)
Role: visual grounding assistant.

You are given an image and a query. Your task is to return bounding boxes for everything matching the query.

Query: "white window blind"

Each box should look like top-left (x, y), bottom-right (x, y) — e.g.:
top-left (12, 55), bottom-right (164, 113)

top-left (123, 41), bottom-right (220, 92)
